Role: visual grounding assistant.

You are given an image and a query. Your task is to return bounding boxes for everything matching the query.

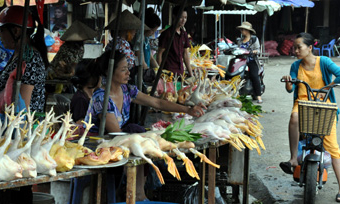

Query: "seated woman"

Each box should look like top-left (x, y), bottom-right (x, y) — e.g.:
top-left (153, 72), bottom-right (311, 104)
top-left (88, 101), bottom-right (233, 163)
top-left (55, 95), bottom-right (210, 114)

top-left (70, 59), bottom-right (100, 124)
top-left (84, 50), bottom-right (205, 134)
top-left (84, 50), bottom-right (205, 201)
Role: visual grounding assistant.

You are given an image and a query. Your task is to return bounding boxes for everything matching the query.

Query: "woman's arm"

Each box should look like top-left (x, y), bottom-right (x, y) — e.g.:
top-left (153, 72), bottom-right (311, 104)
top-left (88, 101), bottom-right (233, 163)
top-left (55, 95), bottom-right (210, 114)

top-left (183, 48), bottom-right (193, 77)
top-left (20, 84), bottom-right (34, 110)
top-left (156, 47), bottom-right (165, 65)
top-left (251, 37), bottom-right (261, 53)
top-left (133, 91), bottom-right (206, 117)
top-left (150, 54), bottom-right (159, 69)
top-left (325, 57), bottom-right (340, 84)
top-left (100, 112), bottom-right (122, 133)
top-left (135, 50), bottom-right (148, 69)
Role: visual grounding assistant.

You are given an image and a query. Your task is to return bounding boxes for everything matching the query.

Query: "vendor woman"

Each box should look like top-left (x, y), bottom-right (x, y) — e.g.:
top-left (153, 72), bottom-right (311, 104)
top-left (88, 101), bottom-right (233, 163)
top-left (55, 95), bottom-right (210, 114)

top-left (84, 50), bottom-right (206, 134)
top-left (85, 50), bottom-right (205, 201)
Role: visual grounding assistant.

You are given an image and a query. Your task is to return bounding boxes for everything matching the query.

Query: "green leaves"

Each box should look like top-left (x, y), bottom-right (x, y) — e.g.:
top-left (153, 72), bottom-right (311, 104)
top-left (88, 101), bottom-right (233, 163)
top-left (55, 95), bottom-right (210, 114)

top-left (237, 95), bottom-right (263, 116)
top-left (161, 118), bottom-right (201, 142)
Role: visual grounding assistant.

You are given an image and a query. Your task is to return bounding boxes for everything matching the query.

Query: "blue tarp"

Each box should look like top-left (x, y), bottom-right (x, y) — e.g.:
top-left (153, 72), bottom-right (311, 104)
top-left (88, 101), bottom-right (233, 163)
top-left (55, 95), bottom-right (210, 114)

top-left (270, 0), bottom-right (314, 8)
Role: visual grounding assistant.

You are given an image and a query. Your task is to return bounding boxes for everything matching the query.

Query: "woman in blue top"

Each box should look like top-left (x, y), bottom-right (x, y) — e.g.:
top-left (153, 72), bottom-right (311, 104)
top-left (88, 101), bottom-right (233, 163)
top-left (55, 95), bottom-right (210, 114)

top-left (281, 33), bottom-right (340, 202)
top-left (85, 50), bottom-right (206, 134)
top-left (236, 21), bottom-right (262, 103)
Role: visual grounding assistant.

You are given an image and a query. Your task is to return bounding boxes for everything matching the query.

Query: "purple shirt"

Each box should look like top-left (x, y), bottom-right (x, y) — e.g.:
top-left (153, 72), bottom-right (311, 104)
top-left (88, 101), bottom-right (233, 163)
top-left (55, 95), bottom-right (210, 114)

top-left (158, 26), bottom-right (190, 76)
top-left (85, 84), bottom-right (139, 133)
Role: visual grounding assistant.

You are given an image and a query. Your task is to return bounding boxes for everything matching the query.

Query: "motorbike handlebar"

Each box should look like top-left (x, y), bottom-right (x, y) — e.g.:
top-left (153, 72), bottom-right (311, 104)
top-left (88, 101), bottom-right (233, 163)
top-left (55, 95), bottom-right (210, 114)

top-left (280, 78), bottom-right (340, 102)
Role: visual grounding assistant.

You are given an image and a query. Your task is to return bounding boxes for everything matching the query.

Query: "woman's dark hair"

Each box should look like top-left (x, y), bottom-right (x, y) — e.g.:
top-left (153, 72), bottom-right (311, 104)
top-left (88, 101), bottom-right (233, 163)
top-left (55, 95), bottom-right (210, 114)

top-left (91, 50), bottom-right (126, 77)
top-left (296, 32), bottom-right (315, 47)
top-left (172, 6), bottom-right (187, 17)
top-left (145, 8), bottom-right (161, 29)
top-left (71, 59), bottom-right (98, 90)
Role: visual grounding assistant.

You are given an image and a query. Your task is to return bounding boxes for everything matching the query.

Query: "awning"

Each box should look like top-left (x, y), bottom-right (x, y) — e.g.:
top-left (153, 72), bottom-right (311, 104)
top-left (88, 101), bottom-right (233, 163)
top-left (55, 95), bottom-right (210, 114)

top-left (203, 9), bottom-right (257, 15)
top-left (228, 0), bottom-right (281, 16)
top-left (6, 0), bottom-right (58, 6)
top-left (269, 0), bottom-right (314, 8)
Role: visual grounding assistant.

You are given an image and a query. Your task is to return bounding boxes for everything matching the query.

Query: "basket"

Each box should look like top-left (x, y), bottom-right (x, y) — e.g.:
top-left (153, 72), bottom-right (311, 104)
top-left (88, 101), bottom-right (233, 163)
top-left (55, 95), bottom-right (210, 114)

top-left (298, 100), bottom-right (338, 135)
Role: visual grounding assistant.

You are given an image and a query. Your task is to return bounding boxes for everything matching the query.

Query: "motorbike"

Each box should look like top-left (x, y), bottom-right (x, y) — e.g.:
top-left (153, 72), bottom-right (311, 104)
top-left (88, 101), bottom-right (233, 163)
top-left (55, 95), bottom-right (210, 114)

top-left (280, 78), bottom-right (340, 204)
top-left (217, 37), bottom-right (265, 99)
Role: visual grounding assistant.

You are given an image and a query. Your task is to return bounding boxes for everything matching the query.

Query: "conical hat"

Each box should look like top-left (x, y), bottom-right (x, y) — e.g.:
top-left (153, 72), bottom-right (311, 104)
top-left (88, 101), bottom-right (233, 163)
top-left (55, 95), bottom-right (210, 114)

top-left (198, 44), bottom-right (212, 51)
top-left (60, 20), bottom-right (97, 41)
top-left (105, 10), bottom-right (150, 30)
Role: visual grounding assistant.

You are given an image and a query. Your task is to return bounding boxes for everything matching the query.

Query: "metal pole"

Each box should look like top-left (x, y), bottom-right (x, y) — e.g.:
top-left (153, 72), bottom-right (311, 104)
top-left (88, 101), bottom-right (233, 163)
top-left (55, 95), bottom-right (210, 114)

top-left (137, 0), bottom-right (146, 120)
top-left (13, 0), bottom-right (30, 111)
top-left (140, 0), bottom-right (188, 125)
top-left (261, 12), bottom-right (268, 54)
top-left (105, 3), bottom-right (109, 46)
top-left (304, 7), bottom-right (309, 33)
top-left (218, 14), bottom-right (221, 46)
top-left (201, 9), bottom-right (204, 44)
top-left (243, 148), bottom-right (250, 204)
top-left (215, 14), bottom-right (217, 64)
top-left (98, 0), bottom-right (123, 137)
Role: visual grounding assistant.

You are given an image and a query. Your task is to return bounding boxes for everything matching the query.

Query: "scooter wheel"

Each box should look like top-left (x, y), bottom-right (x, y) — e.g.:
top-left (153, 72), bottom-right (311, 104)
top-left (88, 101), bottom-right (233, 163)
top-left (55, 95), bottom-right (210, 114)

top-left (304, 162), bottom-right (318, 204)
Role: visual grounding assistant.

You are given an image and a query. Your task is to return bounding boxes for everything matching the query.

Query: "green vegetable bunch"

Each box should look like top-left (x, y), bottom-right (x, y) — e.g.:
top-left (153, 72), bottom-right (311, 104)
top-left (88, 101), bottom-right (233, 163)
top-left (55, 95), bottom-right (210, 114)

top-left (161, 119), bottom-right (202, 142)
top-left (237, 95), bottom-right (263, 116)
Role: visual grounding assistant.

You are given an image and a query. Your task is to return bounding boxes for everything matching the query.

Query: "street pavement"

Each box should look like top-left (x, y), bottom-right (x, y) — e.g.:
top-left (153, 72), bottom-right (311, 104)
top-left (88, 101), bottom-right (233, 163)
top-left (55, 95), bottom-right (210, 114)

top-left (249, 56), bottom-right (340, 204)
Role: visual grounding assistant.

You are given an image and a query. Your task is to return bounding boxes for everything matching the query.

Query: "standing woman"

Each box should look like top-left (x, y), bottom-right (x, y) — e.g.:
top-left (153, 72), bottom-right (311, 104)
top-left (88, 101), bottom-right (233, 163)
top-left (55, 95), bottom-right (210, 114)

top-left (280, 32), bottom-right (340, 202)
top-left (105, 10), bottom-right (150, 77)
top-left (0, 5), bottom-right (48, 204)
top-left (0, 6), bottom-right (48, 113)
top-left (236, 21), bottom-right (263, 104)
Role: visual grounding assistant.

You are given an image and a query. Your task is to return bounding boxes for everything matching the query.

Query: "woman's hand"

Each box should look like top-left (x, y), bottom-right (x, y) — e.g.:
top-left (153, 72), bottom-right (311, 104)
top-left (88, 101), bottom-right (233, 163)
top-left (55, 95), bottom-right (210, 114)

top-left (187, 103), bottom-right (207, 117)
top-left (282, 75), bottom-right (293, 92)
top-left (282, 75), bottom-right (292, 83)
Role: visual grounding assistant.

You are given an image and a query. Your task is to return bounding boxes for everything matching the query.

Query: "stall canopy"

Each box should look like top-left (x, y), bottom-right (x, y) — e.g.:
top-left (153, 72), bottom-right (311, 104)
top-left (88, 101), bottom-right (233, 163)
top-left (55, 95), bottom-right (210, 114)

top-left (228, 0), bottom-right (281, 16)
top-left (270, 0), bottom-right (314, 7)
top-left (5, 0), bottom-right (58, 6)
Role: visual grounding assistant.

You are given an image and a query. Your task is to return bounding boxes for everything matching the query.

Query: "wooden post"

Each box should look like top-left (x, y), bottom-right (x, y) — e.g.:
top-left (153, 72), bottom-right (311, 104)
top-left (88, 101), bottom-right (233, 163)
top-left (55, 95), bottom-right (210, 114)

top-left (208, 146), bottom-right (216, 204)
top-left (96, 173), bottom-right (102, 204)
top-left (126, 165), bottom-right (137, 204)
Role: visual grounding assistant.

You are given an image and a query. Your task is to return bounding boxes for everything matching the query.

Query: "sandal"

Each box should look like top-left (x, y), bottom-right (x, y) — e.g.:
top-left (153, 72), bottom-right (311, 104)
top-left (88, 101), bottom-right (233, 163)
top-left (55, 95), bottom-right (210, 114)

top-left (279, 162), bottom-right (294, 174)
top-left (257, 99), bottom-right (263, 104)
top-left (336, 193), bottom-right (340, 202)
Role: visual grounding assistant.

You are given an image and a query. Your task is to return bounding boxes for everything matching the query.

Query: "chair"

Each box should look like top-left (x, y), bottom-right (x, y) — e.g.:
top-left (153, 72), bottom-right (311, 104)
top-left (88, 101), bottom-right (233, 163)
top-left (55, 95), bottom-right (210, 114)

top-left (321, 39), bottom-right (336, 57)
top-left (313, 46), bottom-right (320, 56)
top-left (53, 94), bottom-right (71, 116)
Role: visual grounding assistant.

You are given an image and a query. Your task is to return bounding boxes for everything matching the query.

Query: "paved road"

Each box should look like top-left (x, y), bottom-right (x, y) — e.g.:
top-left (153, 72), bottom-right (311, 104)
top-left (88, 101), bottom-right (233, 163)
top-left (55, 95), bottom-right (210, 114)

top-left (249, 56), bottom-right (340, 204)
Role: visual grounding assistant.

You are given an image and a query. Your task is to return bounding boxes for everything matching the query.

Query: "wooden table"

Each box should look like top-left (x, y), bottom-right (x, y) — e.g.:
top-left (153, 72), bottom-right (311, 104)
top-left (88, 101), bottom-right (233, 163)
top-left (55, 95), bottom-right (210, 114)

top-left (141, 112), bottom-right (251, 204)
top-left (0, 169), bottom-right (104, 204)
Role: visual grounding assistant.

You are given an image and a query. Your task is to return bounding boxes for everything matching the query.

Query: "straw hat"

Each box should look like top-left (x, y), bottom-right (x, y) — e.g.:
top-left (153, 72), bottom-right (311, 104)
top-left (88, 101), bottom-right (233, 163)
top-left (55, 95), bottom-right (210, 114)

top-left (105, 10), bottom-right (150, 30)
top-left (236, 21), bottom-right (256, 34)
top-left (60, 20), bottom-right (97, 41)
top-left (198, 44), bottom-right (212, 51)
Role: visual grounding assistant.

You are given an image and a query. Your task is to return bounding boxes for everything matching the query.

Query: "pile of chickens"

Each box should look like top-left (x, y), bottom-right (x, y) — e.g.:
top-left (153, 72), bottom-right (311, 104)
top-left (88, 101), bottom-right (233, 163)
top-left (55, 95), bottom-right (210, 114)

top-left (0, 104), bottom-right (125, 181)
top-left (94, 130), bottom-right (220, 185)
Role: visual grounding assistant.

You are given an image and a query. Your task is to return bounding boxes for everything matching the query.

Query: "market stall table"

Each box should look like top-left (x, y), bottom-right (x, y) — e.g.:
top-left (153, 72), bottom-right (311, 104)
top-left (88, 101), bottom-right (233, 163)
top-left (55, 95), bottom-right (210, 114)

top-left (123, 112), bottom-right (251, 204)
top-left (0, 169), bottom-right (104, 204)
